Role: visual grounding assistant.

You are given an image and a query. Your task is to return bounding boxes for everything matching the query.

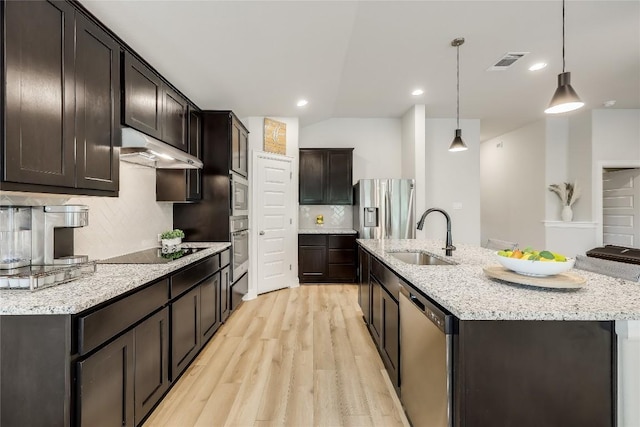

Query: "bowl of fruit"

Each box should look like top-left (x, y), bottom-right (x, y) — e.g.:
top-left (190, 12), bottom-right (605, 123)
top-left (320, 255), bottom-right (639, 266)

top-left (496, 247), bottom-right (574, 277)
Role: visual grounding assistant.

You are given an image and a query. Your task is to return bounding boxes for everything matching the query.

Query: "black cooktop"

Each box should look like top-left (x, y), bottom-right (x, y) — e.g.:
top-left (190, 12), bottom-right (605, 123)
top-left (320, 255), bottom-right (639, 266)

top-left (99, 247), bottom-right (205, 264)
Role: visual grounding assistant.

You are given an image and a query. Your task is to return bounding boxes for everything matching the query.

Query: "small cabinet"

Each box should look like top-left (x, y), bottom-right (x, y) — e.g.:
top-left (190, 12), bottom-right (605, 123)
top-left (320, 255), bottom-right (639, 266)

top-left (299, 148), bottom-right (353, 205)
top-left (161, 84), bottom-right (188, 151)
top-left (358, 246), bottom-right (371, 324)
top-left (298, 234), bottom-right (357, 283)
top-left (200, 272), bottom-right (220, 343)
top-left (134, 308), bottom-right (169, 426)
top-left (220, 265), bottom-right (232, 323)
top-left (171, 286), bottom-right (201, 380)
top-left (123, 52), bottom-right (163, 140)
top-left (231, 117), bottom-right (249, 177)
top-left (76, 331), bottom-right (135, 427)
top-left (3, 2), bottom-right (120, 195)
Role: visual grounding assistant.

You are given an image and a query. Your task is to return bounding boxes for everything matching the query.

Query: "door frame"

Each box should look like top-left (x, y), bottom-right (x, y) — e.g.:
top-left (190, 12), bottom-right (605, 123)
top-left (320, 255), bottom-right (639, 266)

top-left (249, 150), bottom-right (298, 299)
top-left (594, 160), bottom-right (640, 246)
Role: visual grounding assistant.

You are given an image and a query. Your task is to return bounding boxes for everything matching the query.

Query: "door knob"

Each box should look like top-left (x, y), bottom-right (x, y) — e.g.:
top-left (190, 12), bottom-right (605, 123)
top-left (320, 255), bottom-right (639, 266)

top-left (259, 231), bottom-right (265, 235)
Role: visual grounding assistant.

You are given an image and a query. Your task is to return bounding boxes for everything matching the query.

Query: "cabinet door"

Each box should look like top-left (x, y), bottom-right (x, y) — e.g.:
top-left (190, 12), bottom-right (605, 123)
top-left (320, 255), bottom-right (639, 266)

top-left (123, 52), bottom-right (162, 139)
top-left (220, 266), bottom-right (231, 322)
top-left (200, 273), bottom-right (220, 342)
top-left (239, 126), bottom-right (249, 177)
top-left (171, 286), bottom-right (201, 380)
top-left (4, 0), bottom-right (75, 188)
top-left (162, 85), bottom-right (188, 151)
top-left (75, 13), bottom-right (120, 192)
top-left (298, 245), bottom-right (327, 283)
top-left (299, 150), bottom-right (326, 204)
top-left (186, 108), bottom-right (202, 200)
top-left (370, 276), bottom-right (382, 347)
top-left (381, 289), bottom-right (400, 387)
top-left (358, 247), bottom-right (371, 324)
top-left (134, 308), bottom-right (169, 426)
top-left (230, 117), bottom-right (243, 175)
top-left (327, 150), bottom-right (353, 204)
top-left (77, 331), bottom-right (135, 427)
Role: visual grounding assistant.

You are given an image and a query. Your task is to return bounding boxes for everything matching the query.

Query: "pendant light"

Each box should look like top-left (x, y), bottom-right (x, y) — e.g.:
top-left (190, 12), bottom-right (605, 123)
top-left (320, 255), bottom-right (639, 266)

top-left (545, 0), bottom-right (584, 114)
top-left (449, 37), bottom-right (468, 152)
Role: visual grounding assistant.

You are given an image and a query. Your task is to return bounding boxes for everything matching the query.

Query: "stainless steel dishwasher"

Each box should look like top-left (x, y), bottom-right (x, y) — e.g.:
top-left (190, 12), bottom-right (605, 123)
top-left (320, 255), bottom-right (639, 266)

top-left (399, 286), bottom-right (454, 427)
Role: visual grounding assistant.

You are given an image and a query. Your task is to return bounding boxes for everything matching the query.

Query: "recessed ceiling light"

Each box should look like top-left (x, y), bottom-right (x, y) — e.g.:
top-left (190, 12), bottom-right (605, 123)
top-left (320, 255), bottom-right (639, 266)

top-left (411, 89), bottom-right (424, 96)
top-left (529, 62), bottom-right (548, 71)
top-left (297, 99), bottom-right (308, 107)
top-left (603, 100), bottom-right (616, 107)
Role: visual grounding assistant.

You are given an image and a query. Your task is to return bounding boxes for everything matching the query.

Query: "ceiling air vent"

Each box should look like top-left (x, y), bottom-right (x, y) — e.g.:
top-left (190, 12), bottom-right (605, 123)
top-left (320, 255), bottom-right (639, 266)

top-left (487, 52), bottom-right (529, 71)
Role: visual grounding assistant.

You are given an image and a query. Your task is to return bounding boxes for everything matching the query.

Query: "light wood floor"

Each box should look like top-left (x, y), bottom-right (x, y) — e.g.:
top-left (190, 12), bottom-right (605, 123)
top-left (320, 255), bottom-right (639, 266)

top-left (144, 284), bottom-right (409, 427)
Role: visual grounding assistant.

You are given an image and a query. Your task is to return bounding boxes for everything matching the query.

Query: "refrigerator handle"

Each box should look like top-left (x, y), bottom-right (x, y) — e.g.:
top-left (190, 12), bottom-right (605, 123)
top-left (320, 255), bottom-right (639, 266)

top-left (385, 189), bottom-right (391, 238)
top-left (405, 184), bottom-right (415, 238)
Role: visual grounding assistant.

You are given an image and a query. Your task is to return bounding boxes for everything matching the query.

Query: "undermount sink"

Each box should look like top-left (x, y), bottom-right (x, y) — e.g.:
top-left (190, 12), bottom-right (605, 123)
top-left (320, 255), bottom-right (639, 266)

top-left (389, 251), bottom-right (456, 266)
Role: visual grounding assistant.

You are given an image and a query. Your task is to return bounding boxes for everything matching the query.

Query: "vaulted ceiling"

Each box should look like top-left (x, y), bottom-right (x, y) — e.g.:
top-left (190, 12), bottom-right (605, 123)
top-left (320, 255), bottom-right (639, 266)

top-left (81, 0), bottom-right (640, 141)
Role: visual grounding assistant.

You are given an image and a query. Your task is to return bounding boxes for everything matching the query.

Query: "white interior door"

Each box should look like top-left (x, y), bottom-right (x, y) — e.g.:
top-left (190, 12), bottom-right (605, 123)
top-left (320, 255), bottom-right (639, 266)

top-left (603, 168), bottom-right (640, 247)
top-left (256, 154), bottom-right (294, 294)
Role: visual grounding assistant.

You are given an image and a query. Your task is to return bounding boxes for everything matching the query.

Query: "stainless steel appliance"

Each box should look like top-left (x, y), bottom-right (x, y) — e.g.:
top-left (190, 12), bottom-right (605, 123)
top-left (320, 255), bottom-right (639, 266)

top-left (230, 172), bottom-right (249, 217)
top-left (230, 216), bottom-right (249, 281)
top-left (31, 205), bottom-right (89, 265)
top-left (399, 286), bottom-right (454, 427)
top-left (353, 179), bottom-right (415, 239)
top-left (120, 127), bottom-right (203, 169)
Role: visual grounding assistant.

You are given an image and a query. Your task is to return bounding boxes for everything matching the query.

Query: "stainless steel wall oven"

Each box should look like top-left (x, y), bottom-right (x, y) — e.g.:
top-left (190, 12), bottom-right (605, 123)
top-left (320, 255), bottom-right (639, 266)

top-left (230, 216), bottom-right (248, 281)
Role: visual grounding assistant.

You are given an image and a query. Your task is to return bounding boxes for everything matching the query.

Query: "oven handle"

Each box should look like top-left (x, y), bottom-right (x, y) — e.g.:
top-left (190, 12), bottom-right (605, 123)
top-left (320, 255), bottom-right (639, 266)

top-left (232, 230), bottom-right (249, 237)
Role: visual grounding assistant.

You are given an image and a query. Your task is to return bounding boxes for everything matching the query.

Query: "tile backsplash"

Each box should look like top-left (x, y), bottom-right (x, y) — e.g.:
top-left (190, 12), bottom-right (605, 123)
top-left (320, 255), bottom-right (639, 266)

top-left (0, 162), bottom-right (173, 261)
top-left (299, 205), bottom-right (353, 229)
top-left (67, 163), bottom-right (173, 260)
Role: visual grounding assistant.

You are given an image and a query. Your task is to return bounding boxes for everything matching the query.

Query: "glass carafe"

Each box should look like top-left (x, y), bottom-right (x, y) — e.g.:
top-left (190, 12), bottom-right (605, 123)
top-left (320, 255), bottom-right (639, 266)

top-left (0, 207), bottom-right (32, 269)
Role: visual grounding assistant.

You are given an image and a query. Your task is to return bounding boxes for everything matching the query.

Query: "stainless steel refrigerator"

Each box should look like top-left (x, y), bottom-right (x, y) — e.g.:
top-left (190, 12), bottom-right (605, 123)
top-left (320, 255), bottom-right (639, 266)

top-left (353, 179), bottom-right (416, 239)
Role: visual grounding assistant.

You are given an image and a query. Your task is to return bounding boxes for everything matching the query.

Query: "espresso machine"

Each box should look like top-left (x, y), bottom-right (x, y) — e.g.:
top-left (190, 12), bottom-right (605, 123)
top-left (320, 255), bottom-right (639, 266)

top-left (0, 205), bottom-right (94, 290)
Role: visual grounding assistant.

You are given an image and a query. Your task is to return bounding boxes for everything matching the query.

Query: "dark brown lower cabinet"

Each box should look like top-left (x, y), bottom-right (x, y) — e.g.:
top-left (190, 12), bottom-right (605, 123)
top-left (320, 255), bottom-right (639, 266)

top-left (380, 287), bottom-right (399, 387)
top-left (298, 234), bottom-right (357, 283)
top-left (369, 275), bottom-right (383, 347)
top-left (358, 246), bottom-right (371, 324)
top-left (77, 331), bottom-right (135, 427)
top-left (134, 308), bottom-right (169, 426)
top-left (200, 272), bottom-right (220, 343)
top-left (220, 266), bottom-right (231, 322)
top-left (171, 286), bottom-right (201, 380)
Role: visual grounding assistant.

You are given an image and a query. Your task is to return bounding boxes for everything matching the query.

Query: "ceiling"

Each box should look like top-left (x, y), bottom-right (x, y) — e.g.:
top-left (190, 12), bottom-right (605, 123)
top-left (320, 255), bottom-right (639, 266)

top-left (80, 0), bottom-right (640, 142)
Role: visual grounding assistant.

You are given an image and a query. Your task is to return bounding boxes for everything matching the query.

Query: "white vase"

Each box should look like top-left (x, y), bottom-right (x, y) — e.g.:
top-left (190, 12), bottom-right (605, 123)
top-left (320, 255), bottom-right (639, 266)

top-left (561, 205), bottom-right (573, 222)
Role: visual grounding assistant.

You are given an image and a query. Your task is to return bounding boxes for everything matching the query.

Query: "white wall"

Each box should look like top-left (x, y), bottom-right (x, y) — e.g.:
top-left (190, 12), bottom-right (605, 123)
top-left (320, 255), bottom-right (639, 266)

top-left (425, 118), bottom-right (481, 245)
top-left (567, 111), bottom-right (592, 221)
top-left (481, 120), bottom-right (546, 249)
top-left (545, 117), bottom-right (569, 220)
top-left (299, 118), bottom-right (402, 182)
top-left (401, 105), bottom-right (426, 238)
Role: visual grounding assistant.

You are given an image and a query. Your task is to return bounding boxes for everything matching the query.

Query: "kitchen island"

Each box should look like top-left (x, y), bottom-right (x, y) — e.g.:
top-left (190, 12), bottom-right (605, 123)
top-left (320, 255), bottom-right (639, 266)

top-left (357, 239), bottom-right (640, 427)
top-left (0, 242), bottom-right (231, 427)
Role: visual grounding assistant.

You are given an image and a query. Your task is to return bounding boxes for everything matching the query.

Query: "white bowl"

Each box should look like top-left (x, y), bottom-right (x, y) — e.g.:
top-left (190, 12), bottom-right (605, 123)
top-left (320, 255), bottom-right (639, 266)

top-left (495, 253), bottom-right (575, 277)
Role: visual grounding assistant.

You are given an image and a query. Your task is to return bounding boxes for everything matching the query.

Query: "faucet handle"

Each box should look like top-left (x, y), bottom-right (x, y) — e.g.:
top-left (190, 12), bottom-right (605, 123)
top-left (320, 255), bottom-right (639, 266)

top-left (443, 245), bottom-right (457, 252)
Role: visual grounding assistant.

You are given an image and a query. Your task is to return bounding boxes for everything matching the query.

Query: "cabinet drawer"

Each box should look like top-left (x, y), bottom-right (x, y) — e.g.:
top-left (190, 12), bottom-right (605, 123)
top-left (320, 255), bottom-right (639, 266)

top-left (328, 235), bottom-right (355, 249)
top-left (328, 264), bottom-right (356, 280)
top-left (77, 279), bottom-right (168, 355)
top-left (299, 234), bottom-right (327, 246)
top-left (328, 248), bottom-right (355, 264)
top-left (171, 256), bottom-right (218, 298)
top-left (220, 249), bottom-right (230, 267)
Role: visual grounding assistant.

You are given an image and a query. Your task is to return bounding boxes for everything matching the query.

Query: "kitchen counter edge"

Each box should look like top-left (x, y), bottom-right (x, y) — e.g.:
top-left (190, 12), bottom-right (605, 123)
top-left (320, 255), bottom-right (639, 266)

top-left (0, 242), bottom-right (231, 315)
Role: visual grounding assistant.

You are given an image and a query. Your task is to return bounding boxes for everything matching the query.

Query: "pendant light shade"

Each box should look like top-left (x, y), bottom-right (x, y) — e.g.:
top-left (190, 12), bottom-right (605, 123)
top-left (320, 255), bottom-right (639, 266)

top-left (545, 0), bottom-right (584, 114)
top-left (449, 129), bottom-right (467, 152)
top-left (544, 72), bottom-right (584, 114)
top-left (449, 37), bottom-right (468, 152)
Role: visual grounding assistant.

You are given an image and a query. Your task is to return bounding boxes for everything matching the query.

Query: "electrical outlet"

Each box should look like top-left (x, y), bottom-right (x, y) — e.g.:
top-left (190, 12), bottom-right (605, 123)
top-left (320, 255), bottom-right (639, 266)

top-left (453, 202), bottom-right (463, 210)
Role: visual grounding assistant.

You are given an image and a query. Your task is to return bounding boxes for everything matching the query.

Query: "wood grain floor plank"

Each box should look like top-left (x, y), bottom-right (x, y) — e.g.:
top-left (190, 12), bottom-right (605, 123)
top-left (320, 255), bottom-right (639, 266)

top-left (144, 285), bottom-right (408, 427)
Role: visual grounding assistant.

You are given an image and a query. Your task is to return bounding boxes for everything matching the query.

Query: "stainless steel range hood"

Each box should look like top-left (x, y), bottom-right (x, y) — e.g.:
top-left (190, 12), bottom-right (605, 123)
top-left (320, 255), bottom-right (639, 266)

top-left (120, 127), bottom-right (203, 169)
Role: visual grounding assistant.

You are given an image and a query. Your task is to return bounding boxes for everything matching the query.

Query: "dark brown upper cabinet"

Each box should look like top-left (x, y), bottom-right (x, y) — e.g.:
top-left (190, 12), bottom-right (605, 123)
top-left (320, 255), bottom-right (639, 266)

top-left (162, 85), bottom-right (188, 151)
top-left (3, 1), bottom-right (120, 195)
top-left (299, 148), bottom-right (353, 205)
top-left (4, 0), bottom-right (76, 189)
top-left (75, 12), bottom-right (121, 192)
top-left (123, 51), bottom-right (190, 153)
top-left (123, 52), bottom-right (163, 140)
top-left (156, 105), bottom-right (201, 202)
top-left (231, 116), bottom-right (249, 177)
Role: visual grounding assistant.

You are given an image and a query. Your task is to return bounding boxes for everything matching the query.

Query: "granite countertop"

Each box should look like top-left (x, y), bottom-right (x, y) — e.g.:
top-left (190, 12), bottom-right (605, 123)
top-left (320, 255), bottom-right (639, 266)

top-left (358, 239), bottom-right (640, 321)
top-left (299, 227), bottom-right (358, 235)
top-left (0, 242), bottom-right (230, 315)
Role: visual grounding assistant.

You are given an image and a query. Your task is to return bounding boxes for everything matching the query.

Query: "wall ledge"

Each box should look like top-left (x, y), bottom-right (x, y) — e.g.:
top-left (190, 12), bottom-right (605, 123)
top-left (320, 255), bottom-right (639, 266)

top-left (542, 220), bottom-right (598, 229)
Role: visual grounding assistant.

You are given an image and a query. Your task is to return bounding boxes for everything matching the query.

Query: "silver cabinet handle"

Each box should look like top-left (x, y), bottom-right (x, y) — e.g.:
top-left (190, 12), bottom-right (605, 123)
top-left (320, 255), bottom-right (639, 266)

top-left (259, 231), bottom-right (265, 235)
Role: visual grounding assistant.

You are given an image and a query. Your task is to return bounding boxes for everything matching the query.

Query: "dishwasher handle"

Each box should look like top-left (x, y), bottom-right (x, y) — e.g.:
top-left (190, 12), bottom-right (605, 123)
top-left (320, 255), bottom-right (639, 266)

top-left (401, 286), bottom-right (453, 334)
top-left (409, 293), bottom-right (425, 311)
